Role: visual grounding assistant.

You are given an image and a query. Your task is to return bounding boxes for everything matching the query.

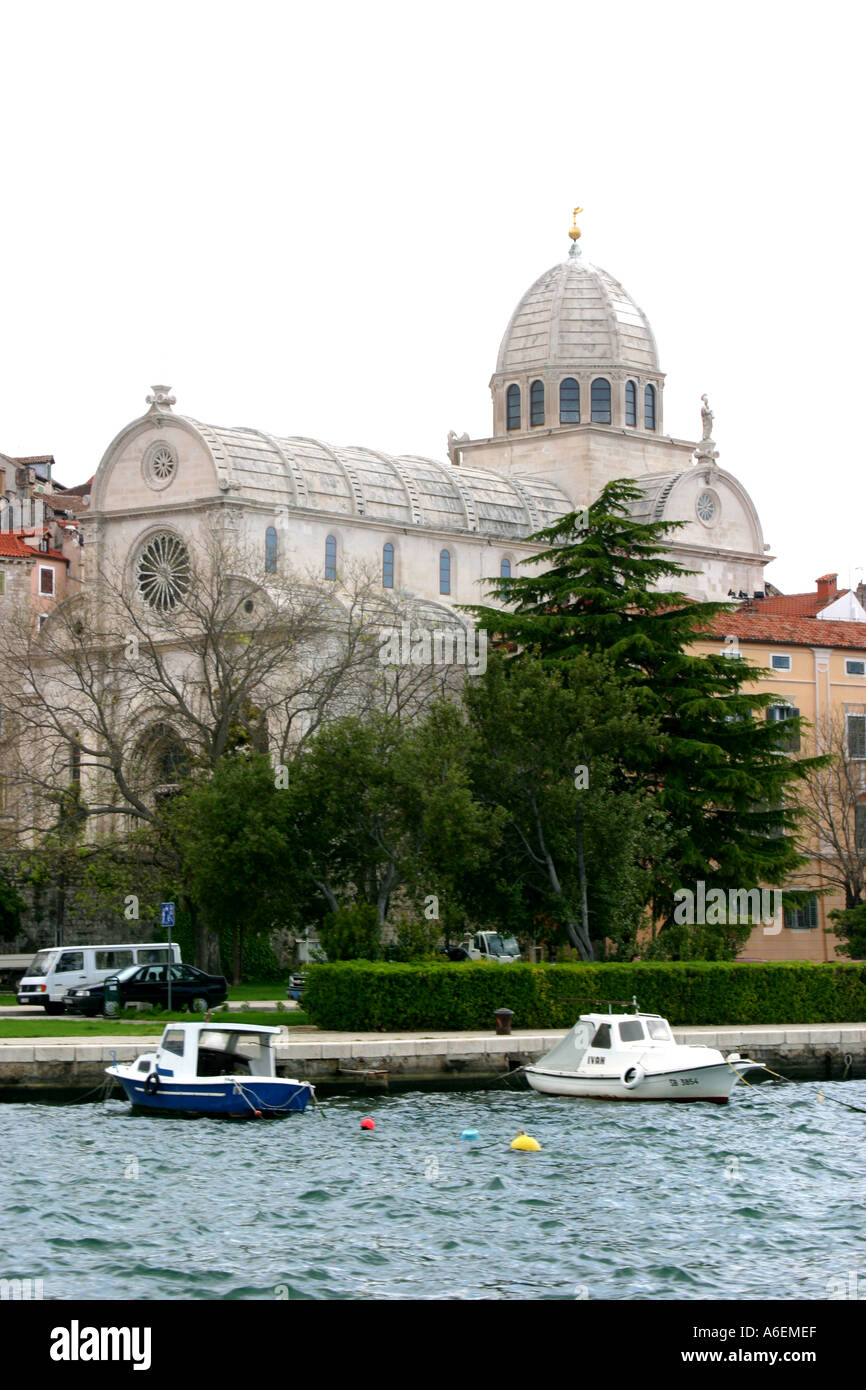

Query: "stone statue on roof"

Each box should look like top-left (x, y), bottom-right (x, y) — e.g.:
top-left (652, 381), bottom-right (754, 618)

top-left (700, 394), bottom-right (714, 441)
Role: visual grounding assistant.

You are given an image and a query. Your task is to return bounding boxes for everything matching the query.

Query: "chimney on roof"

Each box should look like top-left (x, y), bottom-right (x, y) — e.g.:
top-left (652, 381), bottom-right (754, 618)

top-left (816, 573), bottom-right (838, 605)
top-left (857, 580), bottom-right (866, 610)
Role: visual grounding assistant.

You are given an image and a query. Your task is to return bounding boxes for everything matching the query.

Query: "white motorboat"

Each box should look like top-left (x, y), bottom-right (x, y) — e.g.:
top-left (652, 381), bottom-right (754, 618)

top-left (106, 1022), bottom-right (314, 1117)
top-left (525, 1008), bottom-right (765, 1103)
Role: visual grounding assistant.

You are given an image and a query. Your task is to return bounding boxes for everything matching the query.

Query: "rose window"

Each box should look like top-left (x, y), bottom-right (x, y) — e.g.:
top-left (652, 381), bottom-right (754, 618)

top-left (696, 491), bottom-right (718, 524)
top-left (142, 440), bottom-right (178, 490)
top-left (136, 534), bottom-right (191, 611)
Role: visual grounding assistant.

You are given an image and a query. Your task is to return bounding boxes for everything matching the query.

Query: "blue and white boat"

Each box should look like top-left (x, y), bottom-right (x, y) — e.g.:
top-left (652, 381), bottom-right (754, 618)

top-left (106, 1022), bottom-right (314, 1117)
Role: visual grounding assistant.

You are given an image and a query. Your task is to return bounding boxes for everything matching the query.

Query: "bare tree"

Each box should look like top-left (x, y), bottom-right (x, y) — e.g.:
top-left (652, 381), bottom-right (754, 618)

top-left (0, 518), bottom-right (478, 959)
top-left (796, 711), bottom-right (866, 910)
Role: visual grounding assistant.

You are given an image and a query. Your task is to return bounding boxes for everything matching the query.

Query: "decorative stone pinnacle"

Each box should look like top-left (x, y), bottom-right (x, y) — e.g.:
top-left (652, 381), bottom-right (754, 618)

top-left (146, 385), bottom-right (176, 412)
top-left (568, 205), bottom-right (583, 258)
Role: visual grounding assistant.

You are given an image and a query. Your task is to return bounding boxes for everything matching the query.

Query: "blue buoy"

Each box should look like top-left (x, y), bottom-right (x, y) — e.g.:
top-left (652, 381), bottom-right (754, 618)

top-left (461, 1128), bottom-right (479, 1141)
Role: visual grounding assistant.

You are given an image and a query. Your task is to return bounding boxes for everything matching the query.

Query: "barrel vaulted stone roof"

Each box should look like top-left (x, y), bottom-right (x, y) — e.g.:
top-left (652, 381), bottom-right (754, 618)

top-left (186, 420), bottom-right (574, 539)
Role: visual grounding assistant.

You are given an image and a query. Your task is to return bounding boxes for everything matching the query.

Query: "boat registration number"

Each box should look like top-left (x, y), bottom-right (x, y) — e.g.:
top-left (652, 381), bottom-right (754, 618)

top-left (669, 1077), bottom-right (699, 1087)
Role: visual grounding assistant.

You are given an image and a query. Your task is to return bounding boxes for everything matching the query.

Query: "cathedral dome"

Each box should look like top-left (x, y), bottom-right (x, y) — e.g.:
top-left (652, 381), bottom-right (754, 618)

top-left (490, 240), bottom-right (664, 438)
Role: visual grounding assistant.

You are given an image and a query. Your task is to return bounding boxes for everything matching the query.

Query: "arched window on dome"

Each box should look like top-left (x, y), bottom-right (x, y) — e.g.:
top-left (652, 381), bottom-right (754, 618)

top-left (500, 557), bottom-right (512, 579)
top-left (591, 378), bottom-right (611, 424)
top-left (325, 534), bottom-right (337, 581)
top-left (559, 378), bottom-right (580, 424)
top-left (265, 526), bottom-right (277, 574)
top-left (439, 549), bottom-right (451, 596)
top-left (506, 384), bottom-right (521, 431)
top-left (382, 542), bottom-right (394, 589)
top-left (644, 383), bottom-right (656, 431)
top-left (625, 381), bottom-right (637, 428)
top-left (530, 380), bottom-right (545, 427)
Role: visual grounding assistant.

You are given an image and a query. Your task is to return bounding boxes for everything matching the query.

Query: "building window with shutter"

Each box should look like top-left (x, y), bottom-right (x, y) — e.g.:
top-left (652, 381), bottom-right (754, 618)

top-left (39, 566), bottom-right (55, 596)
top-left (383, 542), bottom-right (394, 589)
top-left (847, 712), bottom-right (866, 759)
top-left (856, 803), bottom-right (866, 851)
top-left (766, 702), bottom-right (800, 752)
top-left (784, 896), bottom-right (819, 930)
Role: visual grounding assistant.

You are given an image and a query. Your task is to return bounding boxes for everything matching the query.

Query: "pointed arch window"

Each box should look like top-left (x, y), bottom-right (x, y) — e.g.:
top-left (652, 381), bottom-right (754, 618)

top-left (265, 526), bottom-right (277, 574)
top-left (559, 378), bottom-right (580, 423)
top-left (506, 384), bottom-right (521, 431)
top-left (439, 549), bottom-right (451, 595)
top-left (530, 380), bottom-right (545, 427)
top-left (383, 542), bottom-right (394, 589)
top-left (500, 557), bottom-right (512, 579)
top-left (591, 378), bottom-right (611, 424)
top-left (644, 383), bottom-right (656, 431)
top-left (325, 534), bottom-right (337, 581)
top-left (625, 381), bottom-right (637, 427)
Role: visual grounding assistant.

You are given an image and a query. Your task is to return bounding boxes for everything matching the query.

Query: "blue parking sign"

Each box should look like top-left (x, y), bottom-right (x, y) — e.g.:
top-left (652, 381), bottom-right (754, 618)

top-left (161, 902), bottom-right (176, 928)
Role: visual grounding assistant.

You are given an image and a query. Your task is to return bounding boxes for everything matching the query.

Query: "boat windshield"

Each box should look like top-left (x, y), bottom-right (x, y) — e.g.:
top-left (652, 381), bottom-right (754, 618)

top-left (646, 1018), bottom-right (672, 1041)
top-left (619, 1020), bottom-right (645, 1042)
top-left (197, 1029), bottom-right (273, 1078)
top-left (27, 950), bottom-right (58, 977)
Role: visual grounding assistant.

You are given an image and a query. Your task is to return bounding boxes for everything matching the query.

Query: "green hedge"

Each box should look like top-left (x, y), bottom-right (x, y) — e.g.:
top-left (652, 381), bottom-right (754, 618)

top-left (304, 960), bottom-right (866, 1030)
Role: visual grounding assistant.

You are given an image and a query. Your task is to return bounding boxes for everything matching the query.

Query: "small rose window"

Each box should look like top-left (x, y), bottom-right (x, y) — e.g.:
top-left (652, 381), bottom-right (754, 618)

top-left (142, 440), bottom-right (178, 491)
top-left (136, 534), bottom-right (191, 611)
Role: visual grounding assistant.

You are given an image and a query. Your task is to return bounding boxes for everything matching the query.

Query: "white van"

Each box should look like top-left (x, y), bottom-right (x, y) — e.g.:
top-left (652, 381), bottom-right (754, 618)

top-left (17, 943), bottom-right (182, 1013)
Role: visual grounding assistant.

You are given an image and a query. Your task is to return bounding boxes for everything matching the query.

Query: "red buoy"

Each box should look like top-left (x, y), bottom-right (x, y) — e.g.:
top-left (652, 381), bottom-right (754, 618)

top-left (361, 1117), bottom-right (375, 1130)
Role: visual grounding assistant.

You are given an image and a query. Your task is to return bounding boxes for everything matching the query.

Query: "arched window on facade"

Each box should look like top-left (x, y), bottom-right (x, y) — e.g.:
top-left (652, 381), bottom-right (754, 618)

top-left (530, 380), bottom-right (545, 427)
top-left (559, 378), bottom-right (580, 423)
top-left (382, 542), bottom-right (394, 589)
top-left (439, 549), bottom-right (451, 595)
top-left (591, 378), bottom-right (611, 424)
top-left (506, 384), bottom-right (521, 431)
top-left (625, 380), bottom-right (637, 427)
top-left (325, 534), bottom-right (337, 581)
top-left (69, 737), bottom-right (81, 786)
top-left (265, 526), bottom-right (277, 574)
top-left (644, 383), bottom-right (656, 431)
top-left (500, 557), bottom-right (512, 579)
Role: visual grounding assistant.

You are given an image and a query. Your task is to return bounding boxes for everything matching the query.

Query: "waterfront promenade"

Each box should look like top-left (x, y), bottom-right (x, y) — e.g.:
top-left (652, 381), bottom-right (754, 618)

top-left (1, 1022), bottom-right (865, 1094)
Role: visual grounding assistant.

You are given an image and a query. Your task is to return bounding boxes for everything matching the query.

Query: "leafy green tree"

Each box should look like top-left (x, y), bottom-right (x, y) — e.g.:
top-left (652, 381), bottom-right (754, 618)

top-left (465, 478), bottom-right (824, 949)
top-left (286, 704), bottom-right (504, 932)
top-left (462, 652), bottom-right (667, 959)
top-left (829, 903), bottom-right (866, 959)
top-left (166, 753), bottom-right (299, 982)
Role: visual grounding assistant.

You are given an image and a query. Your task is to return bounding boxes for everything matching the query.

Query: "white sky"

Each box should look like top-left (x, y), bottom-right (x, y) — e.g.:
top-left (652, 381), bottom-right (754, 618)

top-left (1, 0), bottom-right (863, 595)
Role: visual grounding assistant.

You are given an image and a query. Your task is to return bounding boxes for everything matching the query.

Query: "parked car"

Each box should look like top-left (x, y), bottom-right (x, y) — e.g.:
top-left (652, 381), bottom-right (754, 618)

top-left (444, 932), bottom-right (521, 963)
top-left (64, 962), bottom-right (228, 1016)
top-left (17, 942), bottom-right (182, 1013)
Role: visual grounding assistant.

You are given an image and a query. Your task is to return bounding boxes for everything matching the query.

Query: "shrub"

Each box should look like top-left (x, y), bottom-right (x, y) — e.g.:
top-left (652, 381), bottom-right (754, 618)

top-left (318, 902), bottom-right (382, 961)
top-left (304, 960), bottom-right (866, 1031)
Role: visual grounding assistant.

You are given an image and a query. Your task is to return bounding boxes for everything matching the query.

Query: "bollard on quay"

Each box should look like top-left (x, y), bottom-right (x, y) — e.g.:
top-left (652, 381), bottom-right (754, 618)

top-left (494, 1007), bottom-right (514, 1036)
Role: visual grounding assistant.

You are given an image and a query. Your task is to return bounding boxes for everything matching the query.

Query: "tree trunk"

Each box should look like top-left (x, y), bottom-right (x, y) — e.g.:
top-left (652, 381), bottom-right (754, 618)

top-left (574, 803), bottom-right (594, 961)
top-left (233, 925), bottom-right (243, 985)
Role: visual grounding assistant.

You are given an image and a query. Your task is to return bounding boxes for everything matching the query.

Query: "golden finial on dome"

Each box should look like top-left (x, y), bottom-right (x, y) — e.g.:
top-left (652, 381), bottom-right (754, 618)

top-left (568, 207), bottom-right (583, 242)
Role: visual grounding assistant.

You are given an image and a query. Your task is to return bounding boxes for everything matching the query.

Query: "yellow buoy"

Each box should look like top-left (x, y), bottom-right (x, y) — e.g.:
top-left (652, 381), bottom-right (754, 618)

top-left (510, 1130), bottom-right (541, 1152)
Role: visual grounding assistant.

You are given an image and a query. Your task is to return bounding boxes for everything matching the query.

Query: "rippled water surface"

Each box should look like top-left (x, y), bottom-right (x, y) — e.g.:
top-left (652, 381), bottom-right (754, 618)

top-left (2, 1083), bottom-right (864, 1300)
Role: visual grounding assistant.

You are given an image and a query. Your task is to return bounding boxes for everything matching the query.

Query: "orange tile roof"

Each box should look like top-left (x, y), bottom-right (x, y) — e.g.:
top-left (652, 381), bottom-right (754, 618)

top-left (756, 590), bottom-right (848, 617)
top-left (703, 610), bottom-right (866, 652)
top-left (0, 532), bottom-right (67, 562)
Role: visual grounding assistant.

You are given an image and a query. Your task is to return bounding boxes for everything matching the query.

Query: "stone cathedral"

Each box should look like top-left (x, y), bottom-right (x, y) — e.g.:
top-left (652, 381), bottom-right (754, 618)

top-left (84, 216), bottom-right (768, 617)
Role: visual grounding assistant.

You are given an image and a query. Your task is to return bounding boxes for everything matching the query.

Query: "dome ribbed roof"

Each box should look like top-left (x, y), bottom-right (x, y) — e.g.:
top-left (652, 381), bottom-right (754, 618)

top-left (187, 420), bottom-right (572, 539)
top-left (496, 252), bottom-right (660, 376)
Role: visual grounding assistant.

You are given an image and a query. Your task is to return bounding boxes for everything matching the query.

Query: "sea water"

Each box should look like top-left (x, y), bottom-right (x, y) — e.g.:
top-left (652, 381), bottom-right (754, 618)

top-left (1, 1083), bottom-right (864, 1300)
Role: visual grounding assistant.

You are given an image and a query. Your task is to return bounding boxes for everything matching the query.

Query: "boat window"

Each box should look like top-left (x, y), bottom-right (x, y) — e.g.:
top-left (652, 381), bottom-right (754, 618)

top-left (646, 1018), bottom-right (672, 1041)
top-left (590, 1023), bottom-right (612, 1049)
top-left (161, 1030), bottom-right (185, 1057)
top-left (619, 1020), bottom-right (645, 1042)
top-left (137, 1059), bottom-right (152, 1073)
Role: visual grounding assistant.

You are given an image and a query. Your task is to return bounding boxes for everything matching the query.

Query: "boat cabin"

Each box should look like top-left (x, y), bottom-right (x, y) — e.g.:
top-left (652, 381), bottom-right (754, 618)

top-left (541, 1012), bottom-right (675, 1070)
top-left (153, 1023), bottom-right (281, 1079)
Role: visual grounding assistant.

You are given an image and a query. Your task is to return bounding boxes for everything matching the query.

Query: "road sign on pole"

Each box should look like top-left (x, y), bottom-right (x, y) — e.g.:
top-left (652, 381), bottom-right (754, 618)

top-left (161, 903), bottom-right (175, 1011)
